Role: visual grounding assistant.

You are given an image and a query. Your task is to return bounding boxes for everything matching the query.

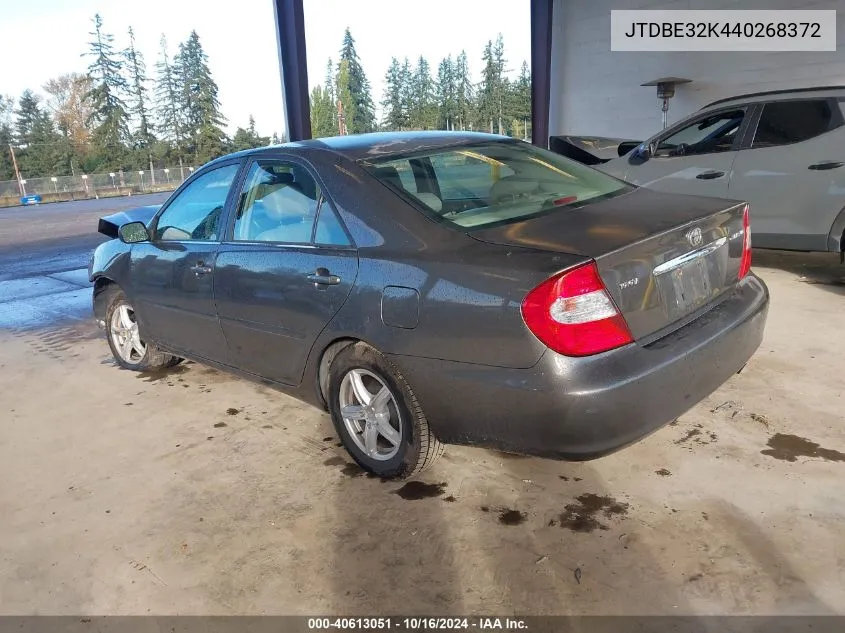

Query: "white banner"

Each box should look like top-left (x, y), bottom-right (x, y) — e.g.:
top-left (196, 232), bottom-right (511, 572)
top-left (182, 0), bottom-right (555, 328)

top-left (611, 10), bottom-right (837, 52)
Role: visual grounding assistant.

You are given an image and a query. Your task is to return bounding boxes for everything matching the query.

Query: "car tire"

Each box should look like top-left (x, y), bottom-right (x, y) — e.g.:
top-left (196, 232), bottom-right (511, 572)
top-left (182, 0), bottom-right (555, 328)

top-left (328, 342), bottom-right (443, 479)
top-left (104, 287), bottom-right (181, 371)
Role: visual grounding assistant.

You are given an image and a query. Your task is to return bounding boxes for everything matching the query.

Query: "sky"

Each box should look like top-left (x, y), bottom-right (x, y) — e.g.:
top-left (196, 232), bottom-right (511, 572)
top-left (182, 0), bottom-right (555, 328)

top-left (0, 0), bottom-right (531, 138)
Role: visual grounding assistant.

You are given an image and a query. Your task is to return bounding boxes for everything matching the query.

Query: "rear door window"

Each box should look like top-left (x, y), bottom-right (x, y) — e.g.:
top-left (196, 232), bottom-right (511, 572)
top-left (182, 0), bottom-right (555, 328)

top-left (752, 99), bottom-right (842, 148)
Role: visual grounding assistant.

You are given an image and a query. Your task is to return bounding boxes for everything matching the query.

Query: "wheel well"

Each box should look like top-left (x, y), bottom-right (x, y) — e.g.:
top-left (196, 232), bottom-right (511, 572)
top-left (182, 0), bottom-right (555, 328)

top-left (316, 338), bottom-right (360, 409)
top-left (92, 277), bottom-right (117, 320)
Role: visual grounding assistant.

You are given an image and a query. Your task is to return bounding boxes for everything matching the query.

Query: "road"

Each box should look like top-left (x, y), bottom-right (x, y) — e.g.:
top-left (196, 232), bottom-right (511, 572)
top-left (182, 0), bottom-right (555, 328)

top-left (0, 194), bottom-right (169, 328)
top-left (0, 197), bottom-right (843, 616)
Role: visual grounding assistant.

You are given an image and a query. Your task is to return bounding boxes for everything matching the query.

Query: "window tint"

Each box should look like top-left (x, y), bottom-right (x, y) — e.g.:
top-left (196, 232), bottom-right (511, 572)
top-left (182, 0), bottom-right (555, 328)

top-left (314, 206), bottom-right (351, 246)
top-left (366, 142), bottom-right (630, 230)
top-left (233, 161), bottom-right (320, 243)
top-left (656, 109), bottom-right (745, 156)
top-left (155, 164), bottom-right (238, 241)
top-left (752, 100), bottom-right (840, 148)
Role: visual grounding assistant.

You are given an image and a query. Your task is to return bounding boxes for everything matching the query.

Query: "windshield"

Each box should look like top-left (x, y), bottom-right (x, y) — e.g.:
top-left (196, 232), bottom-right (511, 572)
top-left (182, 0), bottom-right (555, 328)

top-left (362, 141), bottom-right (631, 230)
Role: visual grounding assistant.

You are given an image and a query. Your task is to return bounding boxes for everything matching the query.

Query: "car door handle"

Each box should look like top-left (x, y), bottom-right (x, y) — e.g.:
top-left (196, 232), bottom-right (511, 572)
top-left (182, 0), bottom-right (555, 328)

top-left (695, 170), bottom-right (725, 180)
top-left (306, 269), bottom-right (341, 286)
top-left (190, 263), bottom-right (213, 276)
top-left (808, 161), bottom-right (844, 171)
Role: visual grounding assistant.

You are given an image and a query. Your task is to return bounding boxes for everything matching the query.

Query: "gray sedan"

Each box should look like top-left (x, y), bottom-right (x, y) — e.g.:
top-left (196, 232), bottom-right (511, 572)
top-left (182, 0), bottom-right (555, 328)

top-left (90, 132), bottom-right (769, 479)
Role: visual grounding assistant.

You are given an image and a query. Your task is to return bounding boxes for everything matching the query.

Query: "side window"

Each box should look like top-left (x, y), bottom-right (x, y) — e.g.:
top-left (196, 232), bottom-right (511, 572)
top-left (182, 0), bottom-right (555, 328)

top-left (314, 206), bottom-right (351, 246)
top-left (656, 109), bottom-right (745, 157)
top-left (155, 164), bottom-right (238, 241)
top-left (752, 100), bottom-right (841, 148)
top-left (233, 161), bottom-right (320, 243)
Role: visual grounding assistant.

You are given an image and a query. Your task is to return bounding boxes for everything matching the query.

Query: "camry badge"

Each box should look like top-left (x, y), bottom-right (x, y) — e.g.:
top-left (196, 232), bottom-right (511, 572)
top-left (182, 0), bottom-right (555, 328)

top-left (685, 227), bottom-right (703, 247)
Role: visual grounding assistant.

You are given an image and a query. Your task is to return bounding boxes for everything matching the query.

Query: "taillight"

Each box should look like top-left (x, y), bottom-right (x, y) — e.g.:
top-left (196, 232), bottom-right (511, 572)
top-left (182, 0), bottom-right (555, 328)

top-left (738, 204), bottom-right (752, 279)
top-left (521, 262), bottom-right (633, 357)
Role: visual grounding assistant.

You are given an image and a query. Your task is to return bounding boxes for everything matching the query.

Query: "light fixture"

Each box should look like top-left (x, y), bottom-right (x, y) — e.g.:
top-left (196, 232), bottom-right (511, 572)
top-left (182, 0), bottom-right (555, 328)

top-left (641, 77), bottom-right (692, 129)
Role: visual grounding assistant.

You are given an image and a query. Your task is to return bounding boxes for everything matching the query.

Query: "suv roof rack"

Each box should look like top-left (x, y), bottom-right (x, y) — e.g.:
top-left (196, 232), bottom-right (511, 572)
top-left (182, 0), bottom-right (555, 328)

top-left (701, 85), bottom-right (845, 110)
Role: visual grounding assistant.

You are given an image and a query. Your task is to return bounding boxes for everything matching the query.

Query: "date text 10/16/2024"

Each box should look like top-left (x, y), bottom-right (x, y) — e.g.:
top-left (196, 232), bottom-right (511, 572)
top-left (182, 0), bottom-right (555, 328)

top-left (308, 618), bottom-right (528, 630)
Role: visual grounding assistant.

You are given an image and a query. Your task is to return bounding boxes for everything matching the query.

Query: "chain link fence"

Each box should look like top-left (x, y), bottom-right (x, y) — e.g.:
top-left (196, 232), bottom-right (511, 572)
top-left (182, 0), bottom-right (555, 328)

top-left (0, 165), bottom-right (197, 207)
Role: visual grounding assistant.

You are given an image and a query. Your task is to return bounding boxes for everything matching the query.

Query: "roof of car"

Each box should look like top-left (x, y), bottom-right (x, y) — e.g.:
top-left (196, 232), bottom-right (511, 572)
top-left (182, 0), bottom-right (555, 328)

top-left (205, 131), bottom-right (515, 168)
top-left (701, 85), bottom-right (845, 110)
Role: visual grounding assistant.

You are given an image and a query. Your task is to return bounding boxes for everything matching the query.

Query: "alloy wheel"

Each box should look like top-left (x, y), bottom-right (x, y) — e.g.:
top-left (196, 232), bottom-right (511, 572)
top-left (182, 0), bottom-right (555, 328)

top-left (338, 368), bottom-right (403, 461)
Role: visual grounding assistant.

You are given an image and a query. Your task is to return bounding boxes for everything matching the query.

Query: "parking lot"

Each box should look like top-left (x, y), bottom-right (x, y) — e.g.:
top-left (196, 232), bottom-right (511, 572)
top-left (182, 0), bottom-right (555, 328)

top-left (0, 196), bottom-right (843, 615)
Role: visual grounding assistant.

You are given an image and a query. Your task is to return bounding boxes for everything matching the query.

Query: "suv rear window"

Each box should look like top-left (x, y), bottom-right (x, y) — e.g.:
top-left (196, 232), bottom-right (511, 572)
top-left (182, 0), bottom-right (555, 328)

top-left (363, 142), bottom-right (630, 230)
top-left (752, 99), bottom-right (843, 148)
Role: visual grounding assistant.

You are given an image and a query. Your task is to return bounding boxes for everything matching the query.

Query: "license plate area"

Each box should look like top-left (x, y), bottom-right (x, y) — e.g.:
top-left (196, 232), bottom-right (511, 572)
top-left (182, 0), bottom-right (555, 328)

top-left (657, 255), bottom-right (713, 320)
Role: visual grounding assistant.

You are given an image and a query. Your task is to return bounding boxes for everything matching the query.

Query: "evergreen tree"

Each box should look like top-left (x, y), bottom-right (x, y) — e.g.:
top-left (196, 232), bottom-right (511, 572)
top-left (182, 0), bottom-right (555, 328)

top-left (14, 90), bottom-right (63, 176)
top-left (310, 84), bottom-right (336, 138)
top-left (84, 13), bottom-right (130, 168)
top-left (399, 57), bottom-right (414, 130)
top-left (154, 35), bottom-right (183, 149)
top-left (231, 115), bottom-right (270, 151)
top-left (409, 56), bottom-right (436, 130)
top-left (0, 96), bottom-right (15, 180)
top-left (435, 55), bottom-right (457, 130)
top-left (381, 57), bottom-right (406, 131)
top-left (337, 28), bottom-right (375, 133)
top-left (454, 50), bottom-right (474, 131)
top-left (124, 27), bottom-right (154, 150)
top-left (511, 61), bottom-right (531, 139)
top-left (174, 30), bottom-right (228, 163)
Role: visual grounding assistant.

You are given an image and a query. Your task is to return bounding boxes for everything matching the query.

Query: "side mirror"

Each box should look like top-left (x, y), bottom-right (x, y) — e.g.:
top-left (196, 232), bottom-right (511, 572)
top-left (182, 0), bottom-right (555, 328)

top-left (118, 221), bottom-right (150, 244)
top-left (617, 141), bottom-right (642, 157)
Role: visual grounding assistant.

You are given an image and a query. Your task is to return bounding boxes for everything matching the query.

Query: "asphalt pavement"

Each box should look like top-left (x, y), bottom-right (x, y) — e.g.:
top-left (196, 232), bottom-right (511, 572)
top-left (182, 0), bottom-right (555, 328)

top-left (0, 193), bottom-right (169, 329)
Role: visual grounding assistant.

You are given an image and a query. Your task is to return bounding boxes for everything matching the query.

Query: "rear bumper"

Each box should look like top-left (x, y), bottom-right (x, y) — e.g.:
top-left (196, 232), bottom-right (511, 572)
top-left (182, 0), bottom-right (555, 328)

top-left (388, 274), bottom-right (769, 460)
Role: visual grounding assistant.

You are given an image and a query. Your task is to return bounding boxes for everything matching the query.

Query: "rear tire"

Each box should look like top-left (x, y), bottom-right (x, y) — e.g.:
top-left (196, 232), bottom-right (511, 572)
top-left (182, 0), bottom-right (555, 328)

top-left (328, 342), bottom-right (443, 479)
top-left (104, 287), bottom-right (181, 371)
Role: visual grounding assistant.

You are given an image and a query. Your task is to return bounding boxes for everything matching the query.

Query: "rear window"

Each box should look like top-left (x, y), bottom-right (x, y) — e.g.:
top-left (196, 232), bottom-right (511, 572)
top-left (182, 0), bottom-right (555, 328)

top-left (362, 141), bottom-right (630, 230)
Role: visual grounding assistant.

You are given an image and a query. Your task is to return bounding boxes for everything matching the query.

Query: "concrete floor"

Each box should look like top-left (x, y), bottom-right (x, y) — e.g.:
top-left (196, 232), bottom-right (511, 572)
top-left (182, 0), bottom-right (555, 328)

top-left (0, 198), bottom-right (843, 615)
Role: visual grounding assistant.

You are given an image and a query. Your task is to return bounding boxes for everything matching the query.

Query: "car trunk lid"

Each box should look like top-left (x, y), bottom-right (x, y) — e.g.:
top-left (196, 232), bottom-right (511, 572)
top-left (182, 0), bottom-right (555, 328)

top-left (470, 188), bottom-right (748, 340)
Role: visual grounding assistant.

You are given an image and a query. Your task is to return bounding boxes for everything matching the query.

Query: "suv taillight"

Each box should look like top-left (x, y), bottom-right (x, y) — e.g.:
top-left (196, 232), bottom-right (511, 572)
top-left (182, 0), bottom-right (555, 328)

top-left (521, 262), bottom-right (633, 357)
top-left (738, 204), bottom-right (752, 279)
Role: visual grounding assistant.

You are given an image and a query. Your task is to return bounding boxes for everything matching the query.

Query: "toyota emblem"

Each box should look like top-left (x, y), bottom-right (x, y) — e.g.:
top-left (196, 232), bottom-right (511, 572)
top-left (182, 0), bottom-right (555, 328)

top-left (686, 227), bottom-right (703, 247)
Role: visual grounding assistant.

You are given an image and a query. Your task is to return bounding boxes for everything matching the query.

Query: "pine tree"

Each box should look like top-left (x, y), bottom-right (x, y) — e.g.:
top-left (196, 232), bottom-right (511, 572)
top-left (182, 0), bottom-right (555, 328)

top-left (14, 90), bottom-right (63, 176)
top-left (399, 57), bottom-right (413, 130)
top-left (338, 28), bottom-right (375, 133)
top-left (124, 27), bottom-right (154, 150)
top-left (310, 84), bottom-right (336, 138)
top-left (381, 57), bottom-right (406, 131)
top-left (454, 50), bottom-right (474, 131)
top-left (154, 35), bottom-right (183, 149)
top-left (84, 13), bottom-right (131, 168)
top-left (512, 61), bottom-right (531, 139)
top-left (174, 30), bottom-right (228, 164)
top-left (409, 56), bottom-right (436, 130)
top-left (232, 114), bottom-right (270, 151)
top-left (0, 95), bottom-right (16, 180)
top-left (436, 55), bottom-right (457, 131)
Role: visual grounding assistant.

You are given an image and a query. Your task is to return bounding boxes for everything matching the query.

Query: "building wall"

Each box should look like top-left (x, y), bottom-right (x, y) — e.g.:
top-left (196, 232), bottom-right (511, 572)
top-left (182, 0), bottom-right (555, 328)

top-left (549, 0), bottom-right (845, 140)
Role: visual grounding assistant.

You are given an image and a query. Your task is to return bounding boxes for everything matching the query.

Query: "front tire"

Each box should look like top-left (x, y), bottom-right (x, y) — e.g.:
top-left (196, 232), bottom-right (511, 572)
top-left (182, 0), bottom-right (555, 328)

top-left (328, 342), bottom-right (443, 479)
top-left (105, 288), bottom-right (180, 371)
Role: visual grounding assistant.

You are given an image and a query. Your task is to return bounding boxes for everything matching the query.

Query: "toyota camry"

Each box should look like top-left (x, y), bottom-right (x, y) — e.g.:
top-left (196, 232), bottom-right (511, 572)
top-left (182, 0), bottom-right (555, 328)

top-left (90, 131), bottom-right (769, 478)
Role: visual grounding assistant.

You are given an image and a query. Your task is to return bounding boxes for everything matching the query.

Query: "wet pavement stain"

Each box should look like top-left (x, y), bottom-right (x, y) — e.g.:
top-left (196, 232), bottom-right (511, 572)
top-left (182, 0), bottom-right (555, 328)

top-left (225, 408), bottom-right (240, 416)
top-left (761, 433), bottom-right (845, 463)
top-left (498, 509), bottom-right (526, 526)
top-left (480, 506), bottom-right (490, 513)
top-left (393, 481), bottom-right (447, 500)
top-left (137, 365), bottom-right (188, 383)
top-left (213, 422), bottom-right (227, 428)
top-left (261, 424), bottom-right (273, 429)
top-left (443, 495), bottom-right (456, 502)
top-left (340, 462), bottom-right (366, 477)
top-left (655, 468), bottom-right (672, 477)
top-left (323, 456), bottom-right (346, 467)
top-left (554, 493), bottom-right (630, 533)
top-left (675, 428), bottom-right (702, 444)
top-left (322, 437), bottom-right (333, 442)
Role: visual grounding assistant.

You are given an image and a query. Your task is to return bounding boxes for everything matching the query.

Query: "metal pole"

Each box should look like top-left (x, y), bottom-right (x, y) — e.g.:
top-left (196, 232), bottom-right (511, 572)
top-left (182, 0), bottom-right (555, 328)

top-left (662, 98), bottom-right (670, 129)
top-left (9, 144), bottom-right (25, 197)
top-left (179, 156), bottom-right (184, 181)
top-left (149, 154), bottom-right (156, 186)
